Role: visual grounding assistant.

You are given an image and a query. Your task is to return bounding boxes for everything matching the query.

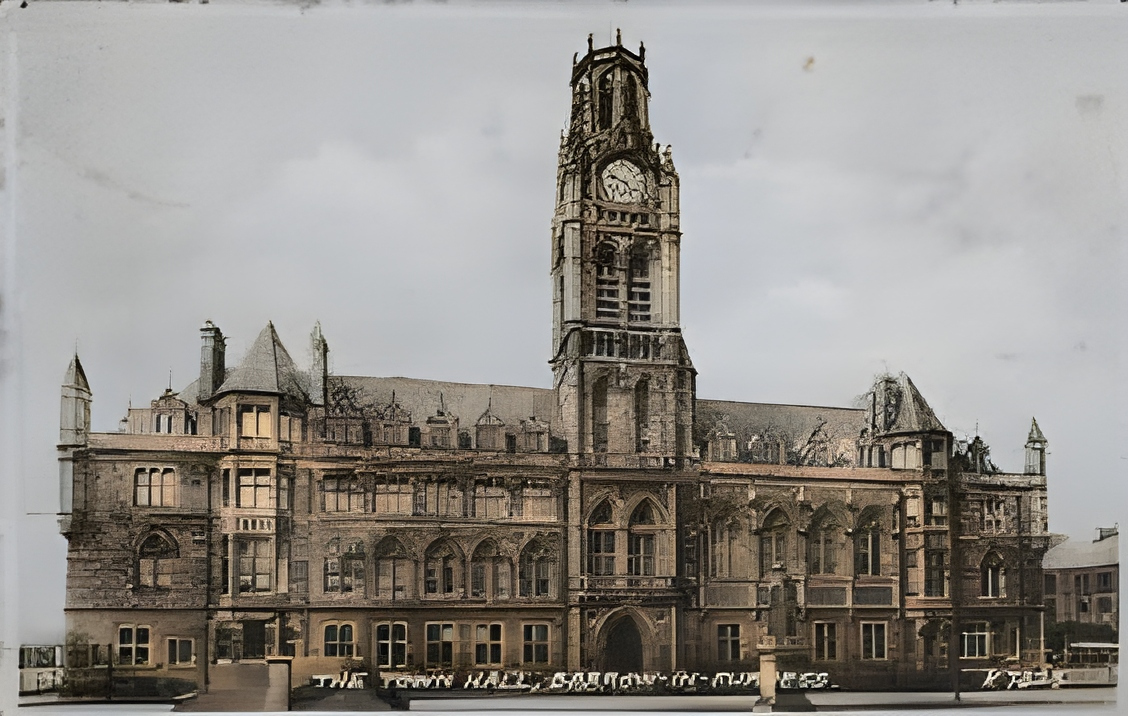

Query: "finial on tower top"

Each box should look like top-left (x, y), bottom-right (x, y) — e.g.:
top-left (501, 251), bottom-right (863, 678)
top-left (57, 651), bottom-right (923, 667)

top-left (616, 28), bottom-right (622, 46)
top-left (639, 41), bottom-right (645, 61)
top-left (573, 51), bottom-right (578, 65)
top-left (588, 33), bottom-right (593, 52)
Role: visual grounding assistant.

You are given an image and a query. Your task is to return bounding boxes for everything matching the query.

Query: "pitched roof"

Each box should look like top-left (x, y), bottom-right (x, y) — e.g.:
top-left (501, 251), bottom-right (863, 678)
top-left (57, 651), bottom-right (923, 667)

top-left (341, 376), bottom-right (556, 430)
top-left (1043, 533), bottom-right (1119, 570)
top-left (63, 354), bottom-right (91, 393)
top-left (215, 322), bottom-right (308, 399)
top-left (884, 373), bottom-right (945, 434)
top-left (696, 398), bottom-right (863, 449)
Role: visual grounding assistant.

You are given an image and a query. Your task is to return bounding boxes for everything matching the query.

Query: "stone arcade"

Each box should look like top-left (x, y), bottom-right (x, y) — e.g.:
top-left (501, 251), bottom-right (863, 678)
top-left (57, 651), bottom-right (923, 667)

top-left (58, 37), bottom-right (1052, 692)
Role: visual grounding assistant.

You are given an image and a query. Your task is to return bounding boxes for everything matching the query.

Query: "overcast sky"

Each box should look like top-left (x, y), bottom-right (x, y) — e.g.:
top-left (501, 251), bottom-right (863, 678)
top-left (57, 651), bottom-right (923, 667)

top-left (3, 0), bottom-right (1125, 643)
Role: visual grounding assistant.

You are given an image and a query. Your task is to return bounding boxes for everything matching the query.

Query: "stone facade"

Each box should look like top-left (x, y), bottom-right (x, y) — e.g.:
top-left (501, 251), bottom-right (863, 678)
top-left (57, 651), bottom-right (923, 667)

top-left (58, 37), bottom-right (1052, 692)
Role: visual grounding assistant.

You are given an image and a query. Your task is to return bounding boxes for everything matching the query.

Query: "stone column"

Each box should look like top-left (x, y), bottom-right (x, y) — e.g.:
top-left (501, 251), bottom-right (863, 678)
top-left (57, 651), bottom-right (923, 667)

top-left (754, 635), bottom-right (777, 712)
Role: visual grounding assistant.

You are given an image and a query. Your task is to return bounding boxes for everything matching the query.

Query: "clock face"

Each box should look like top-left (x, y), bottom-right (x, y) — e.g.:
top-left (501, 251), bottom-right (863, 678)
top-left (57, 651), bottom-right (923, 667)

top-left (601, 159), bottom-right (647, 204)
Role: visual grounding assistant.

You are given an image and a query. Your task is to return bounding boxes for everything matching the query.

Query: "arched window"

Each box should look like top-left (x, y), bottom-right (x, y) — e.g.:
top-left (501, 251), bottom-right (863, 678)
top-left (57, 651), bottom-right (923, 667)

top-left (519, 538), bottom-right (556, 598)
top-left (622, 75), bottom-right (638, 122)
top-left (323, 622), bottom-right (355, 658)
top-left (628, 249), bottom-right (651, 323)
top-left (324, 540), bottom-right (365, 595)
top-left (470, 539), bottom-right (510, 599)
top-left (628, 500), bottom-right (657, 578)
top-left (598, 71), bottom-right (614, 129)
top-left (587, 499), bottom-right (615, 575)
top-left (854, 511), bottom-right (883, 577)
top-left (981, 552), bottom-right (1006, 598)
top-left (760, 509), bottom-right (790, 576)
top-left (595, 242), bottom-right (620, 322)
top-left (808, 511), bottom-right (841, 576)
top-left (424, 540), bottom-right (464, 597)
top-left (136, 532), bottom-right (178, 589)
top-left (374, 537), bottom-right (412, 601)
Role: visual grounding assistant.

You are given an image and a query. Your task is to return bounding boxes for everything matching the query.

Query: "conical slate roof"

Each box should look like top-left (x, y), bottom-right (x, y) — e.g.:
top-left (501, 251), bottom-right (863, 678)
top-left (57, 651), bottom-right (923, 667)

top-left (1027, 417), bottom-right (1046, 443)
top-left (891, 373), bottom-right (944, 433)
top-left (215, 323), bottom-right (308, 399)
top-left (64, 354), bottom-right (91, 393)
top-left (885, 373), bottom-right (945, 434)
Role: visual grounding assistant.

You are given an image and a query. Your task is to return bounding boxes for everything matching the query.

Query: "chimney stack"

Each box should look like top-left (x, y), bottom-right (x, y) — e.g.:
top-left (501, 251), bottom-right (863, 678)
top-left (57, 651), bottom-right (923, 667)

top-left (198, 320), bottom-right (226, 402)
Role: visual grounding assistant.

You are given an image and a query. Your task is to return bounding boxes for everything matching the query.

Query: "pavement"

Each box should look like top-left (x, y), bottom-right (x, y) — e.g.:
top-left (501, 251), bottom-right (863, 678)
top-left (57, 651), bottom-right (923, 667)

top-left (17, 686), bottom-right (1118, 713)
top-left (404, 687), bottom-right (1118, 712)
top-left (174, 663), bottom-right (290, 712)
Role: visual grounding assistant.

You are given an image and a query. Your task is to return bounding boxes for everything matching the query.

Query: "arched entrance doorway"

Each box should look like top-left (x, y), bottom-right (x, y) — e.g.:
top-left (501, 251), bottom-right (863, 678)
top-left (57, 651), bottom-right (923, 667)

top-left (603, 615), bottom-right (644, 673)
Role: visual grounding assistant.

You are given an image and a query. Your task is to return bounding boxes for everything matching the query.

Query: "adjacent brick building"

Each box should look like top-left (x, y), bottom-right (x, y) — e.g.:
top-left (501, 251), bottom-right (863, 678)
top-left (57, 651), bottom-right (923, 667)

top-left (58, 37), bottom-right (1053, 691)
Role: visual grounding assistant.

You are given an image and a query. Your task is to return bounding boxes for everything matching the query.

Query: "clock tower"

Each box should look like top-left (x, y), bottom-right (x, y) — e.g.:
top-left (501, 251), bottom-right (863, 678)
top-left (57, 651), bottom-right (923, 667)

top-left (551, 33), bottom-right (695, 461)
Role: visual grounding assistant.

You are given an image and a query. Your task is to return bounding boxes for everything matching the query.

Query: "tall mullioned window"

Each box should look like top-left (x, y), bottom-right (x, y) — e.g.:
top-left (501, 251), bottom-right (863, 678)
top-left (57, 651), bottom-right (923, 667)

top-left (861, 622), bottom-right (887, 660)
top-left (426, 623), bottom-right (454, 667)
top-left (855, 510), bottom-right (883, 577)
top-left (475, 624), bottom-right (503, 665)
top-left (237, 468), bottom-right (272, 508)
top-left (627, 251), bottom-right (651, 322)
top-left (523, 624), bottom-right (549, 664)
top-left (813, 622), bottom-right (837, 660)
top-left (237, 538), bottom-right (272, 593)
top-left (135, 468), bottom-right (176, 507)
top-left (322, 475), bottom-right (365, 512)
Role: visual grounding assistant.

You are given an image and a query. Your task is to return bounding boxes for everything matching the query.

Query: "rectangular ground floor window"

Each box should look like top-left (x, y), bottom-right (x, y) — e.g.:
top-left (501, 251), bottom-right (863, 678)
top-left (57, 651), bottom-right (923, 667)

top-left (426, 623), bottom-right (454, 667)
top-left (860, 622), bottom-right (886, 660)
top-left (814, 622), bottom-right (837, 661)
top-left (167, 638), bottom-right (194, 666)
top-left (324, 623), bottom-right (355, 658)
top-left (475, 624), bottom-right (503, 665)
top-left (117, 625), bottom-right (150, 665)
top-left (523, 624), bottom-right (549, 664)
top-left (376, 622), bottom-right (407, 668)
top-left (717, 624), bottom-right (740, 662)
top-left (961, 622), bottom-right (990, 658)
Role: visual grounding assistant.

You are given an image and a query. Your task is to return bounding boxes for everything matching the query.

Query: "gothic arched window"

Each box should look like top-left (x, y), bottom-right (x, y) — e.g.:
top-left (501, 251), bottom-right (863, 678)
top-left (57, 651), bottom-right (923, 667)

top-left (470, 539), bottom-right (510, 599)
top-left (424, 540), bottom-right (464, 596)
top-left (981, 552), bottom-right (1006, 598)
top-left (324, 539), bottom-right (366, 595)
top-left (598, 71), bottom-right (614, 129)
top-left (808, 512), bottom-right (841, 575)
top-left (628, 499), bottom-right (657, 578)
top-left (518, 538), bottom-right (556, 598)
top-left (374, 537), bottom-right (412, 601)
top-left (759, 509), bottom-right (790, 577)
top-left (136, 532), bottom-right (178, 589)
top-left (628, 249), bottom-right (651, 323)
top-left (855, 511), bottom-right (883, 576)
top-left (587, 499), bottom-right (615, 575)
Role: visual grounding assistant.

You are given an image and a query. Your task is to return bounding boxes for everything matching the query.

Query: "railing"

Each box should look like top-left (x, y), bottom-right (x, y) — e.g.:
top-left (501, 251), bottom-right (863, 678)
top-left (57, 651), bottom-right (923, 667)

top-left (582, 576), bottom-right (674, 590)
top-left (577, 454), bottom-right (676, 470)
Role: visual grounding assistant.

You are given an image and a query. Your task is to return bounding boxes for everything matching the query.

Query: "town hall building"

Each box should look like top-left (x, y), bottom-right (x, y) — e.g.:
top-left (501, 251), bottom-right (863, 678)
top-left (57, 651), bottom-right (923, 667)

top-left (58, 36), bottom-right (1053, 692)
